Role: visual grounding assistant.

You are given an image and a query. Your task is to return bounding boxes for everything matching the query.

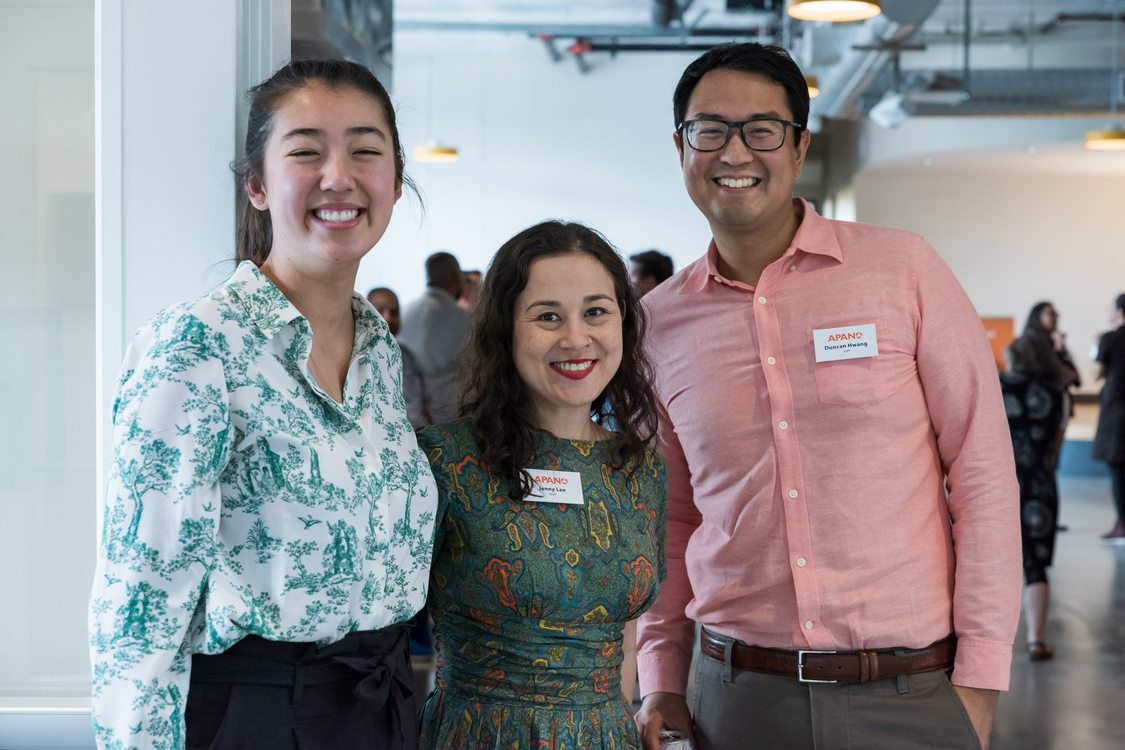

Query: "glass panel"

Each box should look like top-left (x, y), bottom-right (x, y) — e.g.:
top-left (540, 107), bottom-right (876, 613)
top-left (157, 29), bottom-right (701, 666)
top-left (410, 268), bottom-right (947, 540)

top-left (0, 0), bottom-right (95, 698)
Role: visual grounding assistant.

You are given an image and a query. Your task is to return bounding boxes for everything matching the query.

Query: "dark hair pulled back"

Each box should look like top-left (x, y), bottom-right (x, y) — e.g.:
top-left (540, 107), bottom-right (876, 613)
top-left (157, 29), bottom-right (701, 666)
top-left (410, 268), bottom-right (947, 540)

top-left (232, 58), bottom-right (415, 265)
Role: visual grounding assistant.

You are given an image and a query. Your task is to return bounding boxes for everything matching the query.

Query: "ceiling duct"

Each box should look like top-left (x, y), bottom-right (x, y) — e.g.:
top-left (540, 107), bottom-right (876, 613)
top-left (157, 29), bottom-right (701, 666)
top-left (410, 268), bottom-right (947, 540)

top-left (809, 0), bottom-right (940, 122)
top-left (292, 0), bottom-right (394, 84)
top-left (652, 0), bottom-right (682, 26)
top-left (904, 68), bottom-right (1125, 117)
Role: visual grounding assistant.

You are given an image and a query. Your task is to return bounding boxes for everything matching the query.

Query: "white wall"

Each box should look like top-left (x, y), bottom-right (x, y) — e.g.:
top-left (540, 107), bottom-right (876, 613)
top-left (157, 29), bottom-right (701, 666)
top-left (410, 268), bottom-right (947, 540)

top-left (365, 31), bottom-right (711, 303)
top-left (854, 141), bottom-right (1125, 391)
top-left (111, 2), bottom-right (241, 345)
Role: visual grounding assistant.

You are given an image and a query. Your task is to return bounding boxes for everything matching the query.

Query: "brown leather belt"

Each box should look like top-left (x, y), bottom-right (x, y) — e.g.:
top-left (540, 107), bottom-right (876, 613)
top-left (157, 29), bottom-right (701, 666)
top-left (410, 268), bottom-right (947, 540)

top-left (700, 627), bottom-right (956, 684)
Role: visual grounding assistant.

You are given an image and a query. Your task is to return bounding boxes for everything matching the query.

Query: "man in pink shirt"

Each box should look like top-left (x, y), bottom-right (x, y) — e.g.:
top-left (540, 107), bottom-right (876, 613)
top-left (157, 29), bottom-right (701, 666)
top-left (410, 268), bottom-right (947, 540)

top-left (634, 43), bottom-right (1020, 750)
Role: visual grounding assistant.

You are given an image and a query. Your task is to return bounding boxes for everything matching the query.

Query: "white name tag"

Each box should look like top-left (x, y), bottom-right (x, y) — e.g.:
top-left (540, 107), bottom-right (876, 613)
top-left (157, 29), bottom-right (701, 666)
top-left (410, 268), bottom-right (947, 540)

top-left (812, 323), bottom-right (879, 362)
top-left (523, 469), bottom-right (585, 505)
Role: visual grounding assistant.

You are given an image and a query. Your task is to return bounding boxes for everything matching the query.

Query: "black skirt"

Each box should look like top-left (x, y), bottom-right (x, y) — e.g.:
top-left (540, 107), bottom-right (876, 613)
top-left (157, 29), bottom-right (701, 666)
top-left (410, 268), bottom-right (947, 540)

top-left (185, 624), bottom-right (418, 750)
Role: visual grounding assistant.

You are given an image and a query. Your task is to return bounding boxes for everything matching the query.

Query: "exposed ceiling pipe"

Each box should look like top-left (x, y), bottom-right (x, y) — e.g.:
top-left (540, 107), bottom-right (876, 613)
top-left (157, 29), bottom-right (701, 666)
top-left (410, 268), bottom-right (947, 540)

top-left (962, 0), bottom-right (971, 94)
top-left (905, 68), bottom-right (1120, 115)
top-left (810, 0), bottom-right (940, 122)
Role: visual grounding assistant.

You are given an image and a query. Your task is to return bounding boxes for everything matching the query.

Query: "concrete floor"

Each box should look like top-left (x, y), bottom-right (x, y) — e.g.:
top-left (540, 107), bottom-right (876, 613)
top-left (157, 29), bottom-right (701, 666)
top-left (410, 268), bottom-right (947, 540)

top-left (992, 471), bottom-right (1125, 750)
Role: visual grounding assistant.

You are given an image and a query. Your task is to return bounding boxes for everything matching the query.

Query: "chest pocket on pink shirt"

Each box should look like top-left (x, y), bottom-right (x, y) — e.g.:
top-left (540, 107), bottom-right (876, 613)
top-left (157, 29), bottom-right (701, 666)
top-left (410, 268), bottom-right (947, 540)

top-left (808, 320), bottom-right (915, 409)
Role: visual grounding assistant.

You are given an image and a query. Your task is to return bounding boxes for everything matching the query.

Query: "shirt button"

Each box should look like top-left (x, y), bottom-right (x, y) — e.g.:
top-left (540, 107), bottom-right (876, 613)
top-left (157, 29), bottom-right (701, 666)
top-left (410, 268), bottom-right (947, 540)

top-left (796, 557), bottom-right (807, 567)
top-left (758, 295), bottom-right (767, 304)
top-left (778, 420), bottom-right (789, 430)
top-left (788, 489), bottom-right (799, 499)
top-left (766, 356), bottom-right (776, 366)
top-left (804, 620), bottom-right (814, 630)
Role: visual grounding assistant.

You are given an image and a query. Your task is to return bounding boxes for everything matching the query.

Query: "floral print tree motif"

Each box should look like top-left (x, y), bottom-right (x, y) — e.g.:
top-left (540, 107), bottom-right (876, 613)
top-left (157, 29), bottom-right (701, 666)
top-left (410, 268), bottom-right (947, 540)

top-left (114, 438), bottom-right (180, 555)
top-left (282, 538), bottom-right (322, 594)
top-left (230, 518), bottom-right (281, 565)
top-left (113, 581), bottom-right (169, 649)
top-left (322, 519), bottom-right (360, 581)
top-left (162, 518), bottom-right (218, 577)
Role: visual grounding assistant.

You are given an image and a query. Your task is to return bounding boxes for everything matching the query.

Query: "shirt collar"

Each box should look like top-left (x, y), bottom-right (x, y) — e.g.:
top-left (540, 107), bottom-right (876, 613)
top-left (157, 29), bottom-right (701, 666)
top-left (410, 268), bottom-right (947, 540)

top-left (680, 198), bottom-right (843, 294)
top-left (227, 261), bottom-right (303, 339)
top-left (789, 198), bottom-right (843, 264)
top-left (426, 286), bottom-right (459, 303)
top-left (227, 261), bottom-right (389, 349)
top-left (353, 294), bottom-right (390, 351)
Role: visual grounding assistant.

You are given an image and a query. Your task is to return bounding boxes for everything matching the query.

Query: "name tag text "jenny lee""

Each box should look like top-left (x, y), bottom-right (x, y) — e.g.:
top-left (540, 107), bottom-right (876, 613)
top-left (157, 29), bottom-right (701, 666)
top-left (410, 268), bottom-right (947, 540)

top-left (523, 469), bottom-right (585, 505)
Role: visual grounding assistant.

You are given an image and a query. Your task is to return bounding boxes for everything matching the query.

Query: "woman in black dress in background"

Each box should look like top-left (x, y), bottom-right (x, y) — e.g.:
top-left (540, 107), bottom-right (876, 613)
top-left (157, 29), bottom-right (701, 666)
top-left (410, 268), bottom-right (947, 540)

top-left (1001, 332), bottom-right (1067, 660)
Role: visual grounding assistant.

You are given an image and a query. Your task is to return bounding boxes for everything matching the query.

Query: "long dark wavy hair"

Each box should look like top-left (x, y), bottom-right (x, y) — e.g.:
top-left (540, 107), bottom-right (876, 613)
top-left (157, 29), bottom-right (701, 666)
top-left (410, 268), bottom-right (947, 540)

top-left (461, 221), bottom-right (659, 500)
top-left (1023, 300), bottom-right (1055, 334)
top-left (232, 58), bottom-right (416, 265)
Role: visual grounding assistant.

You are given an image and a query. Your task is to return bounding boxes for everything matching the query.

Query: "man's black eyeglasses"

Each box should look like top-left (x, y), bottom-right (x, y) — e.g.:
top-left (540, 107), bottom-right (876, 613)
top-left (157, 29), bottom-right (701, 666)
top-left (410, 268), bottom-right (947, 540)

top-left (678, 117), bottom-right (804, 152)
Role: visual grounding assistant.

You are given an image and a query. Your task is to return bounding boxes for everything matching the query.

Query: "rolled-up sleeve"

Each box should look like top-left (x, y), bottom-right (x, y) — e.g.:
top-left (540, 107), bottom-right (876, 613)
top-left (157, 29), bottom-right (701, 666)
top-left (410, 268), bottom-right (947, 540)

top-left (913, 242), bottom-right (1021, 691)
top-left (636, 397), bottom-right (701, 698)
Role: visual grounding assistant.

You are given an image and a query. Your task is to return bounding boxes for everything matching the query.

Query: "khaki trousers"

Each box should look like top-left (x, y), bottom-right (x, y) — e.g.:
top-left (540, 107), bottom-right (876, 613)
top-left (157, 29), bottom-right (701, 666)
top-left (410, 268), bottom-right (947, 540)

top-left (692, 634), bottom-right (982, 750)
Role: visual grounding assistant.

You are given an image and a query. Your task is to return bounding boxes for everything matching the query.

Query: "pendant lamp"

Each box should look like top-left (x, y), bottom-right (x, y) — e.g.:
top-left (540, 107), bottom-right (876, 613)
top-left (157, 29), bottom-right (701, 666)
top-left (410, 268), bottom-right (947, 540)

top-left (788, 0), bottom-right (882, 23)
top-left (414, 57), bottom-right (460, 164)
top-left (412, 143), bottom-right (460, 163)
top-left (805, 74), bottom-right (821, 98)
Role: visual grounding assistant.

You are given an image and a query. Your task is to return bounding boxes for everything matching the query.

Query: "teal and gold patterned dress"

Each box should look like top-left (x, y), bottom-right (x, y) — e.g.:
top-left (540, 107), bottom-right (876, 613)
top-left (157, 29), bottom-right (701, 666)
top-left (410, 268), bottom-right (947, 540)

top-left (417, 419), bottom-right (666, 750)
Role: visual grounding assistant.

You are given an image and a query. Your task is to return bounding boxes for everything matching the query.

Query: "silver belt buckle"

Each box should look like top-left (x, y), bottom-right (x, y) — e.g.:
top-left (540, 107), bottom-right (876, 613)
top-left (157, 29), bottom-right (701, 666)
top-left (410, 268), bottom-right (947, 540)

top-left (797, 649), bottom-right (837, 683)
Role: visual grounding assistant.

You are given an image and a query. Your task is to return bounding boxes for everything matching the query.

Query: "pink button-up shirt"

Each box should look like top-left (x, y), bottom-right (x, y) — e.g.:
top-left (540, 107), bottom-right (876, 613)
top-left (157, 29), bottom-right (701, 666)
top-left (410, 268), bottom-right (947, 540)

top-left (636, 200), bottom-right (1021, 696)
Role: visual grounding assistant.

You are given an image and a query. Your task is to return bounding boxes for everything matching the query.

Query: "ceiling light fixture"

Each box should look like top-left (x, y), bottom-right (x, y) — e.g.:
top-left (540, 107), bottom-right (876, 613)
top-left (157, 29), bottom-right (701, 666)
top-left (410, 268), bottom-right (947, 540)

top-left (805, 74), bottom-right (821, 98)
top-left (414, 57), bottom-right (460, 164)
top-left (1086, 2), bottom-right (1125, 150)
top-left (412, 143), bottom-right (460, 163)
top-left (788, 0), bottom-right (882, 23)
top-left (1085, 128), bottom-right (1125, 150)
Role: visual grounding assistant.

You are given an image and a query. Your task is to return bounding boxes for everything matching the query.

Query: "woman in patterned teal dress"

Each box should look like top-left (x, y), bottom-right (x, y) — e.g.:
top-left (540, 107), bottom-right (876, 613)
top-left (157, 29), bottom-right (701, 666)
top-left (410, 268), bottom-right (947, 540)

top-left (417, 221), bottom-right (667, 749)
top-left (89, 60), bottom-right (436, 750)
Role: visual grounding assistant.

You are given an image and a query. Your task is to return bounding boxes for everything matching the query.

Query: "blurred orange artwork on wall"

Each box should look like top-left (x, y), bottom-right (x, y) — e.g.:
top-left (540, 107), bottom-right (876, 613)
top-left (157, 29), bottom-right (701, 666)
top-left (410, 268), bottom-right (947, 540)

top-left (981, 317), bottom-right (1015, 372)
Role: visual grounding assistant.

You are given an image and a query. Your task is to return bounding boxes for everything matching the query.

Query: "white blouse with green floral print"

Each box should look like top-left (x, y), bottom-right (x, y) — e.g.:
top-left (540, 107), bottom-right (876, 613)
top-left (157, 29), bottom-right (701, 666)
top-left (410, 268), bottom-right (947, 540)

top-left (88, 261), bottom-right (437, 750)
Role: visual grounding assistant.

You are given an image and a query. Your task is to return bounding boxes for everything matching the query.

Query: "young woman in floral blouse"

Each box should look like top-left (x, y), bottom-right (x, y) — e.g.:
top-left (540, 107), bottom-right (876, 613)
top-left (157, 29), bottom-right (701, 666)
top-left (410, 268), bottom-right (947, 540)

top-left (89, 59), bottom-right (436, 750)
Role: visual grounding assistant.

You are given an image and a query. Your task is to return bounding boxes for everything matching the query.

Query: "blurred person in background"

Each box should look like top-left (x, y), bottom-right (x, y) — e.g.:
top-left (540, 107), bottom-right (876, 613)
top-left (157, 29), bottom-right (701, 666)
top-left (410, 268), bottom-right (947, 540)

top-left (1093, 293), bottom-right (1125, 543)
top-left (399, 251), bottom-right (472, 422)
top-left (1023, 300), bottom-right (1081, 398)
top-left (629, 250), bottom-right (674, 297)
top-left (1001, 331), bottom-right (1068, 660)
top-left (458, 269), bottom-right (483, 311)
top-left (368, 286), bottom-right (431, 428)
